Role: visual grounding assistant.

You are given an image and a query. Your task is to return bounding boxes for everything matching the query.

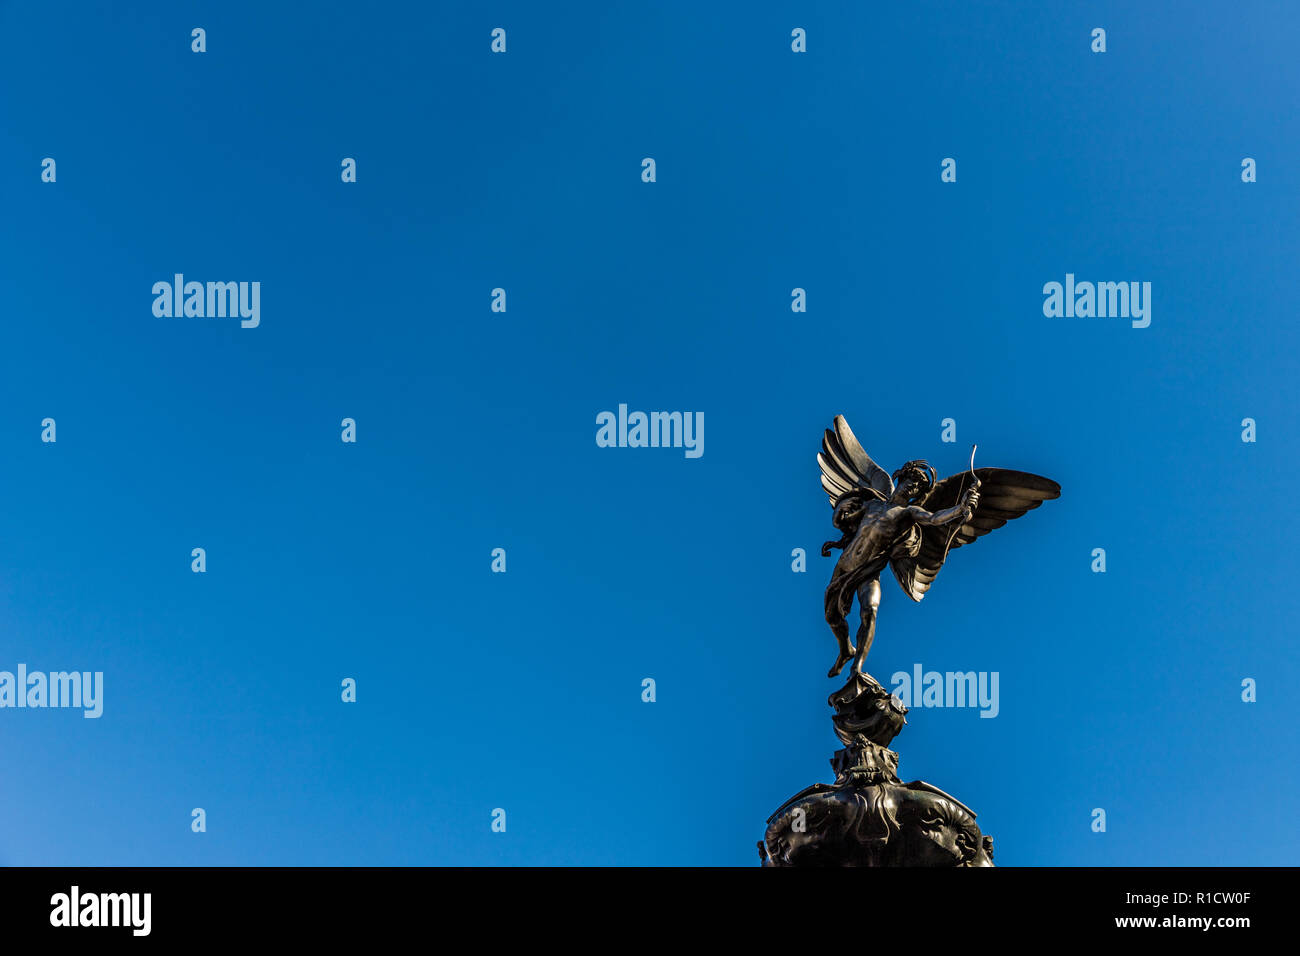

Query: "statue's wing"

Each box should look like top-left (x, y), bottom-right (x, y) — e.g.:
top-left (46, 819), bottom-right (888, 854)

top-left (818, 415), bottom-right (894, 504)
top-left (890, 467), bottom-right (1060, 601)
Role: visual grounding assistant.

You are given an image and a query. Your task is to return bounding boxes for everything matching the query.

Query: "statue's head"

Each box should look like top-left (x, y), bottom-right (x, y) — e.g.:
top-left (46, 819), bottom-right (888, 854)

top-left (890, 460), bottom-right (935, 503)
top-left (830, 485), bottom-right (891, 533)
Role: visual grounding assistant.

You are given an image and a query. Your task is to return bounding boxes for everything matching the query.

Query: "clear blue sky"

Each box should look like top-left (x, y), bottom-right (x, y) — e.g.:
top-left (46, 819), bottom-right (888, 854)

top-left (1, 1), bottom-right (1296, 865)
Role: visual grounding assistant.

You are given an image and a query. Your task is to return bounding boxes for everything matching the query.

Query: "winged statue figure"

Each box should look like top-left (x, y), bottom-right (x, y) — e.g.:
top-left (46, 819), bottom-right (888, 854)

top-left (819, 415), bottom-right (1060, 679)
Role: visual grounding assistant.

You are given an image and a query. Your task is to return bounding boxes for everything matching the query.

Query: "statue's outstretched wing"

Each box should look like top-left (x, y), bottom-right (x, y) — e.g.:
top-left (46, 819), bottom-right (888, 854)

top-left (818, 415), bottom-right (894, 504)
top-left (890, 467), bottom-right (1060, 601)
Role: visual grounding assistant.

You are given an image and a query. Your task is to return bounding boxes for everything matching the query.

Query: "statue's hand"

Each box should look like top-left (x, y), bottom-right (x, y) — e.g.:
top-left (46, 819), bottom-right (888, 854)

top-left (961, 488), bottom-right (980, 518)
top-left (820, 541), bottom-right (835, 557)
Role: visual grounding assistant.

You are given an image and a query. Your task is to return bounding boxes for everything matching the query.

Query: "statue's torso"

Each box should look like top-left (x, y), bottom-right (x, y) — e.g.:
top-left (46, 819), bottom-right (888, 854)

top-left (838, 503), bottom-right (914, 575)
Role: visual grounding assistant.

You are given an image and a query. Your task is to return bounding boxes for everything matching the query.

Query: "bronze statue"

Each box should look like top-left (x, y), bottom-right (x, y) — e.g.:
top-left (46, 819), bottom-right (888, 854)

top-left (818, 415), bottom-right (1060, 678)
top-left (759, 415), bottom-right (1060, 867)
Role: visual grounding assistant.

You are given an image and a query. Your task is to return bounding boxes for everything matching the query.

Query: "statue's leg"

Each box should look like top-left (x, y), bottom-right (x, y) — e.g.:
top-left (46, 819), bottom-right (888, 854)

top-left (851, 577), bottom-right (882, 676)
top-left (825, 589), bottom-right (856, 678)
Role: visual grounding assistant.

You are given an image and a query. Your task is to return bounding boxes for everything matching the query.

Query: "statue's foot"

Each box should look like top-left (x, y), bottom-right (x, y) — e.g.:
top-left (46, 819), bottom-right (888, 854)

top-left (828, 646), bottom-right (855, 678)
